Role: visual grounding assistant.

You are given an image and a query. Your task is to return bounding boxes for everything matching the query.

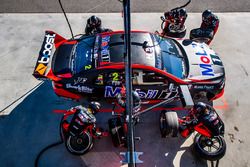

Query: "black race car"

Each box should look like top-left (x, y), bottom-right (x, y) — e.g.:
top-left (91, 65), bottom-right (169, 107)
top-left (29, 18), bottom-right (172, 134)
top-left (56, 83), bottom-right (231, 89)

top-left (33, 30), bottom-right (225, 102)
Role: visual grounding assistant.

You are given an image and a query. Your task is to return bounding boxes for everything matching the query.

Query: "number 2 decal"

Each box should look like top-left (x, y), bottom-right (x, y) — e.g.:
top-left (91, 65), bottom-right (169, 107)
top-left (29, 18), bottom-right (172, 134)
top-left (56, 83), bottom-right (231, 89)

top-left (84, 65), bottom-right (92, 70)
top-left (112, 72), bottom-right (119, 81)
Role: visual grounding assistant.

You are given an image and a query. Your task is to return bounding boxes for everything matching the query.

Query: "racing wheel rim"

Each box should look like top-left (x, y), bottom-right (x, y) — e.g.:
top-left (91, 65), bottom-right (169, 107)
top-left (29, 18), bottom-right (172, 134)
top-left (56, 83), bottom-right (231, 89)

top-left (198, 135), bottom-right (223, 154)
top-left (66, 131), bottom-right (92, 154)
top-left (194, 134), bottom-right (226, 161)
top-left (168, 24), bottom-right (186, 33)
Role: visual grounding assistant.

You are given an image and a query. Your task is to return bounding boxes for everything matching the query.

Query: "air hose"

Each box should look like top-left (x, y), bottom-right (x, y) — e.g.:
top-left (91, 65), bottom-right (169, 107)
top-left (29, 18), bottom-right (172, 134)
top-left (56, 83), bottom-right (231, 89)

top-left (34, 118), bottom-right (64, 167)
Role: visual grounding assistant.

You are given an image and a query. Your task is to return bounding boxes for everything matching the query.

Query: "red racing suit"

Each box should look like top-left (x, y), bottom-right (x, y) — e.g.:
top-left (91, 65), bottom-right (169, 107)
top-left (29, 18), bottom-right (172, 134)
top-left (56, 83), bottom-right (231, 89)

top-left (190, 13), bottom-right (219, 45)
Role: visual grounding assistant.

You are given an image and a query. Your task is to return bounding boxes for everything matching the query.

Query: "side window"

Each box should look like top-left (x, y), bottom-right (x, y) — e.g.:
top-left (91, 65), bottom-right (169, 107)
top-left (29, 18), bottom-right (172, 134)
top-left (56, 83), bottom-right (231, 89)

top-left (132, 70), bottom-right (168, 85)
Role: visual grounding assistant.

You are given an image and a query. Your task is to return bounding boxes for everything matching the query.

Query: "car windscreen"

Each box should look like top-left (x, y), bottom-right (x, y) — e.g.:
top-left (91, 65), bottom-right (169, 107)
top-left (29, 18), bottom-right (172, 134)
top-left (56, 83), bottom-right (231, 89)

top-left (155, 36), bottom-right (187, 79)
top-left (71, 36), bottom-right (95, 74)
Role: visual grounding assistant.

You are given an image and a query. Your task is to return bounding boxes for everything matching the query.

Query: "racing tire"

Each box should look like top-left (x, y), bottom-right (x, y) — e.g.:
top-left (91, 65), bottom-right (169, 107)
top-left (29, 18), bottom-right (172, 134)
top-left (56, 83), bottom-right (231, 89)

top-left (189, 28), bottom-right (213, 44)
top-left (159, 111), bottom-right (179, 138)
top-left (65, 131), bottom-right (93, 155)
top-left (166, 25), bottom-right (186, 38)
top-left (194, 133), bottom-right (226, 161)
top-left (191, 37), bottom-right (210, 44)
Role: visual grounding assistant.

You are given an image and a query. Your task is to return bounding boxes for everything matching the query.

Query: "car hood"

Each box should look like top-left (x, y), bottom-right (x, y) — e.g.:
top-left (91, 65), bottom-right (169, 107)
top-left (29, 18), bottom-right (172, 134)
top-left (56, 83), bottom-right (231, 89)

top-left (180, 40), bottom-right (225, 81)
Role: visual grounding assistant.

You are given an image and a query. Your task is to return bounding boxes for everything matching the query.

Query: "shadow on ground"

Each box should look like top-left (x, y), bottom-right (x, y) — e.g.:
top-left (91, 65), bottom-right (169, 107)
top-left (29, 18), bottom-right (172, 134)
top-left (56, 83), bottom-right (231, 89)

top-left (134, 110), bottom-right (208, 167)
top-left (0, 81), bottom-right (124, 167)
top-left (0, 81), bottom-right (208, 167)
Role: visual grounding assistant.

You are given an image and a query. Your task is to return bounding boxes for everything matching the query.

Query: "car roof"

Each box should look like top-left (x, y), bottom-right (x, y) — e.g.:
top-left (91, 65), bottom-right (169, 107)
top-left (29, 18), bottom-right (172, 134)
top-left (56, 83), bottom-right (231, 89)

top-left (98, 31), bottom-right (157, 68)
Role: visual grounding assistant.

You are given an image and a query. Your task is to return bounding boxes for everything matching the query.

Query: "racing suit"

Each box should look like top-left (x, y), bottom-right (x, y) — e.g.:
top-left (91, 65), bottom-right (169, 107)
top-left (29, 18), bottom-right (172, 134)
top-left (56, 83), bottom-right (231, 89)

top-left (68, 105), bottom-right (100, 136)
top-left (85, 26), bottom-right (112, 36)
top-left (190, 13), bottom-right (219, 45)
top-left (162, 9), bottom-right (187, 38)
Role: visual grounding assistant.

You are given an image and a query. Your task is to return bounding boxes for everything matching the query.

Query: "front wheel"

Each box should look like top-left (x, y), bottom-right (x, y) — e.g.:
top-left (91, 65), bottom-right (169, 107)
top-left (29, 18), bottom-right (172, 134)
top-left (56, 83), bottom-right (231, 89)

top-left (194, 133), bottom-right (226, 161)
top-left (65, 131), bottom-right (93, 155)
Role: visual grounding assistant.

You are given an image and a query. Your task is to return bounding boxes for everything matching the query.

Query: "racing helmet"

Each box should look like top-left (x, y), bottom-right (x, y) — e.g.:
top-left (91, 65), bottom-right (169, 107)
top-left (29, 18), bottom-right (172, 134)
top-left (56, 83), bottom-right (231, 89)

top-left (87, 15), bottom-right (101, 29)
top-left (132, 91), bottom-right (141, 109)
top-left (192, 102), bottom-right (207, 116)
top-left (202, 10), bottom-right (213, 25)
top-left (89, 101), bottom-right (101, 114)
top-left (179, 8), bottom-right (187, 17)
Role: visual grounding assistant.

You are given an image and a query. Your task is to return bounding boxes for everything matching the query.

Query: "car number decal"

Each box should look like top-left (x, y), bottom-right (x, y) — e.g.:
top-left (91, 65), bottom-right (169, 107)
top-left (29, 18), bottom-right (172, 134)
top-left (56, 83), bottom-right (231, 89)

top-left (112, 72), bottom-right (119, 81)
top-left (210, 54), bottom-right (223, 66)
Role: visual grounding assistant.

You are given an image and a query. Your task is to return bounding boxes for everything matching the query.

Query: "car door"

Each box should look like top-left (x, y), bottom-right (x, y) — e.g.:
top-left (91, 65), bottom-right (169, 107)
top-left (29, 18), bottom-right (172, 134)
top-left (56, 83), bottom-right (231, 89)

top-left (132, 69), bottom-right (179, 100)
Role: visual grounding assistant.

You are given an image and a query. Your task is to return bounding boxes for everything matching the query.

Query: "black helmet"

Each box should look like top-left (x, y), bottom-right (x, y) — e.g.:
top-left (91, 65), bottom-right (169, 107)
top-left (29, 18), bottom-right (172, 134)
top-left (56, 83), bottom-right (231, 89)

top-left (179, 8), bottom-right (187, 17)
top-left (87, 15), bottom-right (101, 28)
top-left (202, 10), bottom-right (213, 24)
top-left (193, 102), bottom-right (207, 114)
top-left (89, 101), bottom-right (101, 114)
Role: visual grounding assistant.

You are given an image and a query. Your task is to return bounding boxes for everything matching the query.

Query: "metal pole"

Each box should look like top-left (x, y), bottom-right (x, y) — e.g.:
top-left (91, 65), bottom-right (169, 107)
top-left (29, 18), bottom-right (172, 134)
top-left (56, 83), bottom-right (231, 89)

top-left (123, 0), bottom-right (135, 166)
top-left (133, 95), bottom-right (179, 118)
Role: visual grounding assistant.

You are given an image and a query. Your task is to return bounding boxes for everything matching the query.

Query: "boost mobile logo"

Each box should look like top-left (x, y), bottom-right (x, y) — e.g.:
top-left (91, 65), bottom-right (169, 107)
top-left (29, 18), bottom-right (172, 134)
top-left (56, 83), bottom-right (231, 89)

top-left (38, 33), bottom-right (56, 64)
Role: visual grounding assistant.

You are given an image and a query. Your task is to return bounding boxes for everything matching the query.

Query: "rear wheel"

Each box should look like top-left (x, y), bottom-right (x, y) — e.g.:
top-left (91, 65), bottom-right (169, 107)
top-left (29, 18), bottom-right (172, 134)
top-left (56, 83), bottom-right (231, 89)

top-left (194, 133), bottom-right (226, 161)
top-left (159, 111), bottom-right (179, 137)
top-left (65, 131), bottom-right (93, 155)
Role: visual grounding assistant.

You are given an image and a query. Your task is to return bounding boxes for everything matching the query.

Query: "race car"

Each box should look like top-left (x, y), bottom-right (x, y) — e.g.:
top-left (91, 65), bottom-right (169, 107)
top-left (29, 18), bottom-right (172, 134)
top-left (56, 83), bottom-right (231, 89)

top-left (33, 30), bottom-right (225, 102)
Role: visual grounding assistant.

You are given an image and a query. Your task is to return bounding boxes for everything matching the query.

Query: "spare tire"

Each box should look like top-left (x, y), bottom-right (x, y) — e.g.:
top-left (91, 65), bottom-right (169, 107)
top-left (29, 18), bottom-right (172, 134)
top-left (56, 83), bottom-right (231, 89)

top-left (160, 111), bottom-right (179, 137)
top-left (65, 131), bottom-right (93, 155)
top-left (189, 28), bottom-right (213, 44)
top-left (194, 133), bottom-right (226, 161)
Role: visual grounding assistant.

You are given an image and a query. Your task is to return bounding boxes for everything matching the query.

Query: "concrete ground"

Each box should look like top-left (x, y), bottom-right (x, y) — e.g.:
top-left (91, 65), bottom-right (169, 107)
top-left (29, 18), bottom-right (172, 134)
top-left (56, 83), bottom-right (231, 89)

top-left (1, 0), bottom-right (250, 13)
top-left (0, 13), bottom-right (249, 167)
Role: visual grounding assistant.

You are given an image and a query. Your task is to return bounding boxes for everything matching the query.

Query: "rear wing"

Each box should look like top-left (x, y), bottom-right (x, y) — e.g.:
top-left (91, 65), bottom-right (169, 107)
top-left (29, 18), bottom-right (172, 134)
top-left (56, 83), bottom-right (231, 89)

top-left (33, 30), bottom-right (66, 80)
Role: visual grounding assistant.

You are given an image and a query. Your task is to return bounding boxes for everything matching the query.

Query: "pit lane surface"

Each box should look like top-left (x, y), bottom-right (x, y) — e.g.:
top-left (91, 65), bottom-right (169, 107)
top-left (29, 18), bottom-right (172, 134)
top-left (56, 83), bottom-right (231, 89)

top-left (1, 0), bottom-right (250, 13)
top-left (0, 13), bottom-right (250, 167)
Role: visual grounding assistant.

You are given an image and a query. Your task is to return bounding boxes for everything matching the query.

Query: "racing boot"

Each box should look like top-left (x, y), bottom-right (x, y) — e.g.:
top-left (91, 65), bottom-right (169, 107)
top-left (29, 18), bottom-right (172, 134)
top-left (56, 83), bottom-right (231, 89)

top-left (92, 127), bottom-right (102, 137)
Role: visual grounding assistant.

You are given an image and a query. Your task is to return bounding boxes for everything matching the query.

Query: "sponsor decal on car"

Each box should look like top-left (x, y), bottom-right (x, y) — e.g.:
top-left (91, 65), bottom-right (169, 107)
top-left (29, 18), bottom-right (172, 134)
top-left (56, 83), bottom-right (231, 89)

top-left (192, 43), bottom-right (214, 76)
top-left (95, 74), bottom-right (104, 85)
top-left (210, 54), bottom-right (223, 66)
top-left (104, 86), bottom-right (175, 99)
top-left (39, 33), bottom-right (56, 64)
top-left (35, 63), bottom-right (47, 75)
top-left (35, 32), bottom-right (56, 75)
top-left (93, 35), bottom-right (100, 66)
top-left (73, 77), bottom-right (88, 85)
top-left (101, 36), bottom-right (110, 62)
top-left (109, 81), bottom-right (122, 86)
top-left (104, 86), bottom-right (121, 97)
top-left (66, 83), bottom-right (93, 93)
top-left (193, 85), bottom-right (215, 90)
top-left (135, 89), bottom-right (158, 99)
